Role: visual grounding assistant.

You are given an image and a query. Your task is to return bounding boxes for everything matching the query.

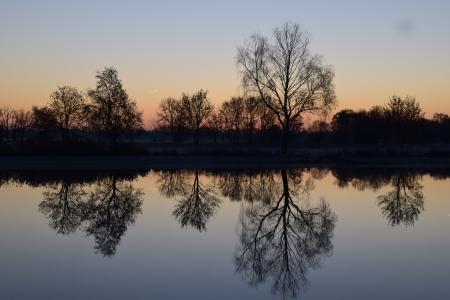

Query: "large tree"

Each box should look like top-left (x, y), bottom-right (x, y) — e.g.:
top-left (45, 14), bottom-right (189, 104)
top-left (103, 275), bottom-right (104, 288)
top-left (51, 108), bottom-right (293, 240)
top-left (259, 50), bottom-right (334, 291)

top-left (87, 67), bottom-right (143, 144)
top-left (49, 86), bottom-right (85, 141)
top-left (237, 22), bottom-right (336, 154)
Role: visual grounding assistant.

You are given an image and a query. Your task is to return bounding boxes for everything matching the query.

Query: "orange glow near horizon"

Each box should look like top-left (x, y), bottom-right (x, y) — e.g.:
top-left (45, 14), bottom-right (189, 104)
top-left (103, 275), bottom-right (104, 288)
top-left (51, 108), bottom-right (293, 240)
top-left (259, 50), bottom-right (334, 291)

top-left (1, 2), bottom-right (449, 129)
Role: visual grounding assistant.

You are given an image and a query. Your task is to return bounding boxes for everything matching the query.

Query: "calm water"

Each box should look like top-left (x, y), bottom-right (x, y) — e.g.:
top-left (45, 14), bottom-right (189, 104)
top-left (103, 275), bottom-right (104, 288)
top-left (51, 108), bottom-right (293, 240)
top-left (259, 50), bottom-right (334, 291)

top-left (0, 168), bottom-right (449, 300)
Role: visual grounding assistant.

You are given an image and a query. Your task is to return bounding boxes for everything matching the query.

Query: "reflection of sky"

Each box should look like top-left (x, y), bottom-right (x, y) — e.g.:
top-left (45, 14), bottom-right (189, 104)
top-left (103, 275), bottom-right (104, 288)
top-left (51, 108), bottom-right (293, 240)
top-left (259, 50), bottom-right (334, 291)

top-left (0, 171), bottom-right (449, 299)
top-left (1, 0), bottom-right (449, 125)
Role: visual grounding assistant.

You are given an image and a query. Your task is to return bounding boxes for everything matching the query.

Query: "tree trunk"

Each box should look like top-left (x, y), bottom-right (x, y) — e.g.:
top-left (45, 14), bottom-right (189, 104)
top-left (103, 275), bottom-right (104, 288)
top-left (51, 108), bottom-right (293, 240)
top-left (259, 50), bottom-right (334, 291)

top-left (281, 125), bottom-right (289, 155)
top-left (195, 125), bottom-right (200, 152)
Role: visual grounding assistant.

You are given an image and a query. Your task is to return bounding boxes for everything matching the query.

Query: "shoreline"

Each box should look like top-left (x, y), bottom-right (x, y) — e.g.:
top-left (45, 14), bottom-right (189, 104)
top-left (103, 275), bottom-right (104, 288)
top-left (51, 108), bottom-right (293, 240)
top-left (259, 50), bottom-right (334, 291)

top-left (2, 155), bottom-right (450, 170)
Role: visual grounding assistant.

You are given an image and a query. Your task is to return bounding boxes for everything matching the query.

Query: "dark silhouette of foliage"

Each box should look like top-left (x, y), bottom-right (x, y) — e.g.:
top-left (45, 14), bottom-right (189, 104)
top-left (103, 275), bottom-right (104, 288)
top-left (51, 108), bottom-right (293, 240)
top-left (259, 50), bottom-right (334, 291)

top-left (31, 106), bottom-right (58, 139)
top-left (49, 86), bottom-right (85, 141)
top-left (182, 90), bottom-right (214, 150)
top-left (157, 97), bottom-right (186, 142)
top-left (86, 67), bottom-right (143, 145)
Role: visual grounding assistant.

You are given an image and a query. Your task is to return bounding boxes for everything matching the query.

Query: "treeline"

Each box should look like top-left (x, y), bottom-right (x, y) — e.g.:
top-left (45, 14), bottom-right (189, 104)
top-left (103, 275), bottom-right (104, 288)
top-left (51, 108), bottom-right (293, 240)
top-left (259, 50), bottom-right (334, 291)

top-left (0, 67), bottom-right (143, 147)
top-left (308, 95), bottom-right (450, 145)
top-left (155, 93), bottom-right (450, 146)
top-left (155, 93), bottom-right (281, 146)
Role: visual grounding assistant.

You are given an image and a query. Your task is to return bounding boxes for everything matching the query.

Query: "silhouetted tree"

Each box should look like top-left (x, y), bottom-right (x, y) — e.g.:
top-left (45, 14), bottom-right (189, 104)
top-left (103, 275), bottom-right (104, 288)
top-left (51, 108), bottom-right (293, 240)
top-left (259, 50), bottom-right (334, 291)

top-left (385, 95), bottom-right (423, 122)
top-left (172, 170), bottom-right (220, 231)
top-left (31, 106), bottom-right (58, 139)
top-left (377, 174), bottom-right (424, 227)
top-left (243, 96), bottom-right (260, 142)
top-left (235, 170), bottom-right (336, 298)
top-left (219, 97), bottom-right (245, 142)
top-left (237, 22), bottom-right (336, 154)
top-left (86, 67), bottom-right (143, 145)
top-left (182, 89), bottom-right (213, 150)
top-left (84, 176), bottom-right (143, 257)
top-left (157, 97), bottom-right (186, 142)
top-left (49, 86), bottom-right (85, 141)
top-left (0, 106), bottom-right (14, 141)
top-left (39, 182), bottom-right (87, 234)
top-left (11, 109), bottom-right (32, 141)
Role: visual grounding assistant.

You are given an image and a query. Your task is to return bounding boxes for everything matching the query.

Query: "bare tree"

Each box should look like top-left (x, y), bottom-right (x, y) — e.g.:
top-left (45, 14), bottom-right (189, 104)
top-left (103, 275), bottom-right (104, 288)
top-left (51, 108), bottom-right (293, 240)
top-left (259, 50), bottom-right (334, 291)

top-left (237, 22), bottom-right (336, 154)
top-left (219, 97), bottom-right (245, 142)
top-left (0, 106), bottom-right (14, 141)
top-left (182, 89), bottom-right (213, 150)
top-left (11, 109), bottom-right (32, 141)
top-left (157, 97), bottom-right (185, 142)
top-left (49, 86), bottom-right (85, 141)
top-left (385, 95), bottom-right (423, 122)
top-left (87, 67), bottom-right (143, 145)
top-left (31, 106), bottom-right (58, 139)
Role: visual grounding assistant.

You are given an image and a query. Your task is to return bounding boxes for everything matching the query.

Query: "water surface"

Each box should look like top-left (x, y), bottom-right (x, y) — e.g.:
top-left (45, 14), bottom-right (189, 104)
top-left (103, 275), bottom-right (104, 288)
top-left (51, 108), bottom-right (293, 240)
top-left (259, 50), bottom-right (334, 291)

top-left (0, 168), bottom-right (449, 299)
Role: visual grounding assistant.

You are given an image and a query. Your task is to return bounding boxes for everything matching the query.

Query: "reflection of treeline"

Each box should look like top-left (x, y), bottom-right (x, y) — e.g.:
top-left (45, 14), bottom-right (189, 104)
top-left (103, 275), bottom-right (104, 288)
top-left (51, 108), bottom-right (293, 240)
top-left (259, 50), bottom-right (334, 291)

top-left (0, 170), bottom-right (147, 187)
top-left (158, 168), bottom-right (337, 298)
top-left (2, 167), bottom-right (450, 189)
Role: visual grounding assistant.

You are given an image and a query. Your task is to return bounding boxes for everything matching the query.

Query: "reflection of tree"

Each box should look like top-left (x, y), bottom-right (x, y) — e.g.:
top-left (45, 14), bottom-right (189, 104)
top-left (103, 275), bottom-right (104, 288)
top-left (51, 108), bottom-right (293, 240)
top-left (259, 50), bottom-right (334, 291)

top-left (39, 182), bottom-right (87, 234)
top-left (172, 170), bottom-right (220, 232)
top-left (157, 170), bottom-right (188, 198)
top-left (84, 176), bottom-right (143, 257)
top-left (39, 176), bottom-right (143, 257)
top-left (377, 174), bottom-right (424, 227)
top-left (235, 170), bottom-right (336, 299)
top-left (216, 171), bottom-right (280, 203)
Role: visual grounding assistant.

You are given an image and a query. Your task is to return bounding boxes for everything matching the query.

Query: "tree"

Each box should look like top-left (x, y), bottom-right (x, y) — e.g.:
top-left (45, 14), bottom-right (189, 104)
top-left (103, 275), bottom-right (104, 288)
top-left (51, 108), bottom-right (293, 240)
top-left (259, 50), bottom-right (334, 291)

top-left (31, 106), bottom-right (58, 139)
top-left (219, 97), bottom-right (245, 142)
top-left (385, 95), bottom-right (423, 122)
top-left (157, 97), bottom-right (185, 142)
top-left (237, 22), bottom-right (336, 154)
top-left (11, 109), bottom-right (32, 141)
top-left (49, 86), bottom-right (85, 141)
top-left (243, 96), bottom-right (260, 142)
top-left (182, 89), bottom-right (213, 150)
top-left (87, 67), bottom-right (143, 145)
top-left (0, 106), bottom-right (14, 141)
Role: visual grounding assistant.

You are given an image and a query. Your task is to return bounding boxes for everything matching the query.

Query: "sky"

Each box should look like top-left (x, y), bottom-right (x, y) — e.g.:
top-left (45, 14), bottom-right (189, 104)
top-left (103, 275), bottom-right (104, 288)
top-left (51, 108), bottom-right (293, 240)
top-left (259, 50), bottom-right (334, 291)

top-left (1, 0), bottom-right (449, 127)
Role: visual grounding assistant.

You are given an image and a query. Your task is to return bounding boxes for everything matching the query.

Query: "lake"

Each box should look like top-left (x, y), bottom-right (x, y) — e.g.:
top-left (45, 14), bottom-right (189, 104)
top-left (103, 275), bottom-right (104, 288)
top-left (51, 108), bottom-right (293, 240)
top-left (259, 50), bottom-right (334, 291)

top-left (0, 168), bottom-right (449, 300)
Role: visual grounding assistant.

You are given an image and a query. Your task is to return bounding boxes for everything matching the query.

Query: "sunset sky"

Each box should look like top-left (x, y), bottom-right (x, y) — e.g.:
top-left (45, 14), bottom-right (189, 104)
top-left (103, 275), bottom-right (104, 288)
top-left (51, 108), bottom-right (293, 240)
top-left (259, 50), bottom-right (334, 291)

top-left (1, 0), bottom-right (449, 127)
